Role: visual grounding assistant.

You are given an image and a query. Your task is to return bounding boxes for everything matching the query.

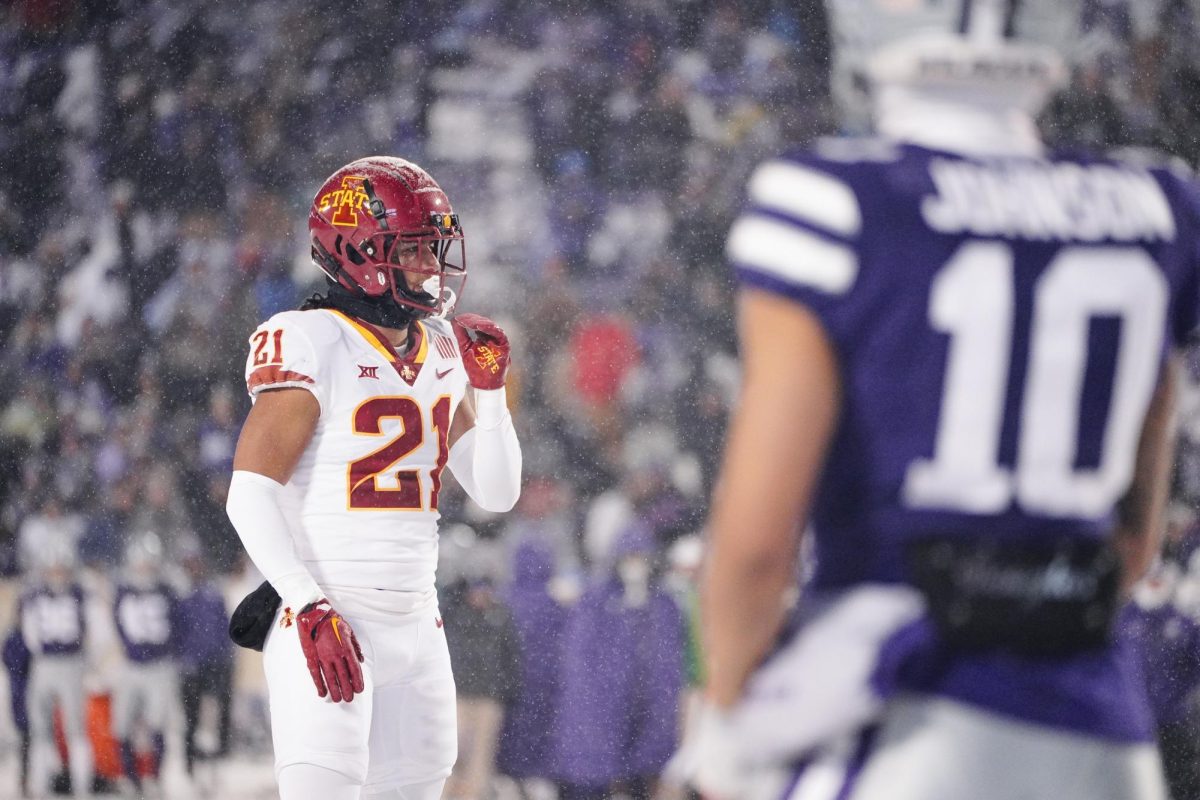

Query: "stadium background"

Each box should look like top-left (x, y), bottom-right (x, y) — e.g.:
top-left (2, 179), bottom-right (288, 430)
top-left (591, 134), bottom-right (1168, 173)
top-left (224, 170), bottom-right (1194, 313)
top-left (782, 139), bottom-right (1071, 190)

top-left (4, 1), bottom-right (1200, 798)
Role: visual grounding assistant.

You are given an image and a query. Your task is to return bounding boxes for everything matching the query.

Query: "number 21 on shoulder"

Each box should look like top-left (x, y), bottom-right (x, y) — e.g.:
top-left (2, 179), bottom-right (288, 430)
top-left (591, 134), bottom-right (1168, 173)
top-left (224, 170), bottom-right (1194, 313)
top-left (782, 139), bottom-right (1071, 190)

top-left (252, 329), bottom-right (285, 366)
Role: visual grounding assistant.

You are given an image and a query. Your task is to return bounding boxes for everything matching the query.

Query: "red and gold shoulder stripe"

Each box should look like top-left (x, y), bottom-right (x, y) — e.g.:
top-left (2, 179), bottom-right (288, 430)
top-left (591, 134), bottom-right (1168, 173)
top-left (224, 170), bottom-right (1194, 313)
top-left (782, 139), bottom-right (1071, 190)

top-left (247, 365), bottom-right (315, 393)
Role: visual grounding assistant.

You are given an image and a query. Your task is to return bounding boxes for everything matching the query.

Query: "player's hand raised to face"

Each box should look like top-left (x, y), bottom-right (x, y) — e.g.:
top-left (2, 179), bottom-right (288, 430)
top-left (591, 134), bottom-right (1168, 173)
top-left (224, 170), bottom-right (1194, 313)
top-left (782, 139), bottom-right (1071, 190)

top-left (452, 313), bottom-right (510, 390)
top-left (296, 600), bottom-right (366, 702)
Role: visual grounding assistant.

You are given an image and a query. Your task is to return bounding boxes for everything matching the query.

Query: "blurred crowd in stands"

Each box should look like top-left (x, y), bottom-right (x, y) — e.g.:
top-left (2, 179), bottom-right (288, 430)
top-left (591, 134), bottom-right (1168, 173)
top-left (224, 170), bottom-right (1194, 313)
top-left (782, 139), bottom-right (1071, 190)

top-left (4, 0), bottom-right (1200, 797)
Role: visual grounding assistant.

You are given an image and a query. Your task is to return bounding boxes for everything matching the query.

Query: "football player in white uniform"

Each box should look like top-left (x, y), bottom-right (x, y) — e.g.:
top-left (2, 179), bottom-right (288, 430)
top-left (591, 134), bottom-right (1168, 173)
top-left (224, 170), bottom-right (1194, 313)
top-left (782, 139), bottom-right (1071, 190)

top-left (226, 156), bottom-right (522, 800)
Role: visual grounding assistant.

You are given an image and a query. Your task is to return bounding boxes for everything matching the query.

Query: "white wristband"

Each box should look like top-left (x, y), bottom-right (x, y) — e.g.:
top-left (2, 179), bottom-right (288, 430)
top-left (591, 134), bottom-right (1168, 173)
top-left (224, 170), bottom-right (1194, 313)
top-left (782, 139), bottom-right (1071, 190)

top-left (473, 386), bottom-right (510, 430)
top-left (273, 573), bottom-right (323, 610)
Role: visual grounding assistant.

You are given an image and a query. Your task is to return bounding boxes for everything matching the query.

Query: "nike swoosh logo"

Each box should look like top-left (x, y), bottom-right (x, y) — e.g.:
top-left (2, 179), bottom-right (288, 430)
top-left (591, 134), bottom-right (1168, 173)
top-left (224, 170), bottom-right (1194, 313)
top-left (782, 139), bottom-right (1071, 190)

top-left (331, 618), bottom-right (343, 644)
top-left (436, 367), bottom-right (454, 379)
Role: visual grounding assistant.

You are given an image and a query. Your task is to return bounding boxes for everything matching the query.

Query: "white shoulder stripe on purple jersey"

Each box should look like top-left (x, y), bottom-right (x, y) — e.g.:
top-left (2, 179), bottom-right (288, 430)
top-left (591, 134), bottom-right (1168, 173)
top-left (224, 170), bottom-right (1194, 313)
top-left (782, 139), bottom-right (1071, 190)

top-left (748, 160), bottom-right (862, 239)
top-left (727, 214), bottom-right (859, 294)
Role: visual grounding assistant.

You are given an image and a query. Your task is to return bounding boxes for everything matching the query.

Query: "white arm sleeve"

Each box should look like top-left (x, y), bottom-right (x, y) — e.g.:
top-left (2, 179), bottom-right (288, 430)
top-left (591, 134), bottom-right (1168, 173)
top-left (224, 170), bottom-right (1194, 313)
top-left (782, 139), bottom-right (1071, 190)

top-left (226, 470), bottom-right (323, 609)
top-left (447, 387), bottom-right (522, 513)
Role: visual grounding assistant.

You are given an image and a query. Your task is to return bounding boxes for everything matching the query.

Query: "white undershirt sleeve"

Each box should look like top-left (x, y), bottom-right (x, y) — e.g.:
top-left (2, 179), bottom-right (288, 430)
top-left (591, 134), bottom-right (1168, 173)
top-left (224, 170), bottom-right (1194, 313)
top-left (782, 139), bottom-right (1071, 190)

top-left (447, 387), bottom-right (522, 513)
top-left (226, 470), bottom-right (323, 609)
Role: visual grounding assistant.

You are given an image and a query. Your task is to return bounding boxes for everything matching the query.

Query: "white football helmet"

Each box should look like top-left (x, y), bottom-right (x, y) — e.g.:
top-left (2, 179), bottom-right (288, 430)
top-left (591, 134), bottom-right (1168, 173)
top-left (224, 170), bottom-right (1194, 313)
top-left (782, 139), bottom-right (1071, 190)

top-left (828, 0), bottom-right (1075, 133)
top-left (36, 536), bottom-right (78, 590)
top-left (124, 530), bottom-right (164, 584)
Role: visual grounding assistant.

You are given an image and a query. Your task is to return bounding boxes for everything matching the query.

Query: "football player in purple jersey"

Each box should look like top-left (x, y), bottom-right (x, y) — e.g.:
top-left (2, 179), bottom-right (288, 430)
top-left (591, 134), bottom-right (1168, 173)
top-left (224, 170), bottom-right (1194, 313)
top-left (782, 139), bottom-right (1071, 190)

top-left (673, 1), bottom-right (1197, 798)
top-left (20, 540), bottom-right (94, 799)
top-left (111, 532), bottom-right (180, 798)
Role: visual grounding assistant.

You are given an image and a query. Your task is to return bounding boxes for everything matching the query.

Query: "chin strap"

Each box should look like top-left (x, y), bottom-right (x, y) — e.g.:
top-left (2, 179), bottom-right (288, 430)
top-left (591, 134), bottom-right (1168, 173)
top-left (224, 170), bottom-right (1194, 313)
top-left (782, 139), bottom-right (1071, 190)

top-left (315, 284), bottom-right (428, 329)
top-left (433, 286), bottom-right (458, 319)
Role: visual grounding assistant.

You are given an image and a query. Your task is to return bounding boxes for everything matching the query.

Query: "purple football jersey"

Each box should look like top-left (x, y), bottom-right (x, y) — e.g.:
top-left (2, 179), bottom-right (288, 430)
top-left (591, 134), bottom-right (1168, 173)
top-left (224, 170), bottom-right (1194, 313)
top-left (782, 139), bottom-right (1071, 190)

top-left (1118, 600), bottom-right (1200, 727)
top-left (19, 584), bottom-right (85, 656)
top-left (114, 582), bottom-right (178, 663)
top-left (729, 140), bottom-right (1200, 742)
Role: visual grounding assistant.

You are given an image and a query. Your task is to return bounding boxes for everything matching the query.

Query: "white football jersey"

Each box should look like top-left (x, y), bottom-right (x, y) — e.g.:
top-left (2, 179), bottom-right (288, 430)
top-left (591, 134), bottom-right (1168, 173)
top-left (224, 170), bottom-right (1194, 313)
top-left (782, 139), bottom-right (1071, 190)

top-left (243, 308), bottom-right (469, 594)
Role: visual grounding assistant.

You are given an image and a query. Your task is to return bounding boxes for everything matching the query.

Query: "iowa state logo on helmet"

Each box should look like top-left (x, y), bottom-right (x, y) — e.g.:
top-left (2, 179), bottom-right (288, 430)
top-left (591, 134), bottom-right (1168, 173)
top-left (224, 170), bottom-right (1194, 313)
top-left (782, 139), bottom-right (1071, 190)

top-left (318, 175), bottom-right (369, 227)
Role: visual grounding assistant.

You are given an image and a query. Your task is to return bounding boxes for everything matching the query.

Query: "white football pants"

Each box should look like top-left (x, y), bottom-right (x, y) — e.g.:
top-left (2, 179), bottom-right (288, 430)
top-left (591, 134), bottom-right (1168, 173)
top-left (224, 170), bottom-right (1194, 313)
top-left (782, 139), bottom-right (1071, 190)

top-left (263, 586), bottom-right (457, 799)
top-left (111, 661), bottom-right (176, 738)
top-left (28, 655), bottom-right (92, 799)
top-left (780, 695), bottom-right (1167, 800)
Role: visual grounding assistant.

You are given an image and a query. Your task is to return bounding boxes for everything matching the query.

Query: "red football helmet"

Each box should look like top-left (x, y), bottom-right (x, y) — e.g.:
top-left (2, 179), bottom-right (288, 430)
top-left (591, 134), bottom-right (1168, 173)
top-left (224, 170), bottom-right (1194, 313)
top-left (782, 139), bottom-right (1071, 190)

top-left (309, 156), bottom-right (466, 318)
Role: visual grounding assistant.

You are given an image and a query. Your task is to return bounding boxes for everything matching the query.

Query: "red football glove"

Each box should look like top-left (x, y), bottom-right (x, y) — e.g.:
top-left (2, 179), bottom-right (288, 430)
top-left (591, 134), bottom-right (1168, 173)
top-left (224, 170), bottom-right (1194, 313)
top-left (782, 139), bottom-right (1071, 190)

top-left (452, 313), bottom-right (511, 390)
top-left (296, 599), bottom-right (365, 703)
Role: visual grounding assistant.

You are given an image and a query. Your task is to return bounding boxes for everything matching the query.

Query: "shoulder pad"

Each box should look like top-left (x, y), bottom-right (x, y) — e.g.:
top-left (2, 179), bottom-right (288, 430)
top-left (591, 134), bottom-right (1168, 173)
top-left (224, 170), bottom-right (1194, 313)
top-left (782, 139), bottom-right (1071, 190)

top-left (745, 155), bottom-right (863, 241)
top-left (1107, 145), bottom-right (1195, 179)
top-left (730, 153), bottom-right (862, 295)
top-left (269, 309), bottom-right (344, 346)
top-left (261, 309), bottom-right (349, 367)
top-left (246, 310), bottom-right (335, 405)
top-left (813, 136), bottom-right (902, 164)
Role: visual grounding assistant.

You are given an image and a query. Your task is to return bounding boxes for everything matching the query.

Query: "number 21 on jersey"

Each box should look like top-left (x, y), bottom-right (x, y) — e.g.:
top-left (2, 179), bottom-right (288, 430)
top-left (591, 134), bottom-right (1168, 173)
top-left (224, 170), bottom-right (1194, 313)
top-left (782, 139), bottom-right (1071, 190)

top-left (251, 328), bottom-right (285, 366)
top-left (348, 396), bottom-right (452, 511)
top-left (903, 242), bottom-right (1168, 518)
